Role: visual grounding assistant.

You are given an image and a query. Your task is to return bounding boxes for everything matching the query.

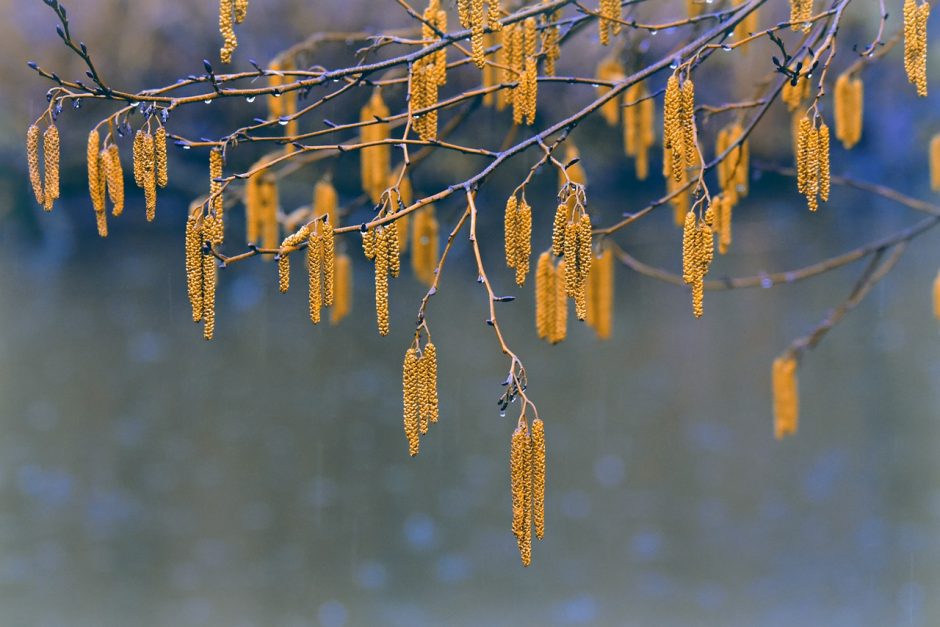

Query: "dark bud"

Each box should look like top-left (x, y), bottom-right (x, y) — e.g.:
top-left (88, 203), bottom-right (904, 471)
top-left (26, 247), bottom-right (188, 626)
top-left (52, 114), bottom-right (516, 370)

top-left (203, 59), bottom-right (213, 74)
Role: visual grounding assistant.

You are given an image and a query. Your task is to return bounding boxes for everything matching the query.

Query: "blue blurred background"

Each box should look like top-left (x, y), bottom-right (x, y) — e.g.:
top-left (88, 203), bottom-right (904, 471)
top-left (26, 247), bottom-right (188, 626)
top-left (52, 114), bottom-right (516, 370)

top-left (1, 1), bottom-right (939, 625)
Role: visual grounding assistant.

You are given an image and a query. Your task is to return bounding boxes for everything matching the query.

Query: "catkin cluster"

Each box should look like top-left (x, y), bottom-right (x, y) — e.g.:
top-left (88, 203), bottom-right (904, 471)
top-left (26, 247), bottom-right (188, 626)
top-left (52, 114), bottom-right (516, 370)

top-left (772, 355), bottom-right (799, 439)
top-left (535, 252), bottom-right (568, 343)
top-left (360, 91), bottom-right (392, 204)
top-left (411, 0), bottom-right (449, 141)
top-left (458, 0), bottom-right (502, 69)
top-left (904, 0), bottom-right (930, 97)
top-left (363, 224), bottom-right (400, 335)
top-left (133, 129), bottom-right (166, 222)
top-left (929, 134), bottom-right (940, 191)
top-left (411, 205), bottom-right (440, 286)
top-left (598, 0), bottom-right (622, 46)
top-left (510, 417), bottom-right (546, 566)
top-left (551, 187), bottom-right (593, 320)
top-left (834, 73), bottom-right (863, 149)
top-left (681, 207), bottom-right (715, 318)
top-left (402, 340), bottom-right (440, 456)
top-left (789, 0), bottom-right (813, 31)
top-left (504, 194), bottom-right (533, 286)
top-left (185, 208), bottom-right (221, 340)
top-left (27, 124), bottom-right (60, 212)
top-left (245, 165), bottom-right (280, 250)
top-left (307, 219), bottom-right (336, 325)
top-left (596, 56), bottom-right (626, 126)
top-left (86, 130), bottom-right (126, 237)
top-left (715, 122), bottom-right (749, 209)
top-left (584, 246), bottom-right (614, 340)
top-left (795, 115), bottom-right (830, 212)
top-left (624, 81), bottom-right (655, 180)
top-left (497, 18), bottom-right (538, 124)
top-left (663, 74), bottom-right (698, 183)
top-left (219, 0), bottom-right (248, 63)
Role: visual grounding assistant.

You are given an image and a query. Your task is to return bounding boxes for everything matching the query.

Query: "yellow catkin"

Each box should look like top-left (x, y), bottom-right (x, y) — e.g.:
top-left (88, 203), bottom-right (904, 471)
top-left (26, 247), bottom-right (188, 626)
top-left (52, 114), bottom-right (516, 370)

top-left (680, 78), bottom-right (697, 171)
top-left (664, 75), bottom-right (683, 182)
top-left (834, 73), bottom-right (863, 149)
top-left (202, 253), bottom-right (217, 340)
top-left (374, 227), bottom-right (391, 336)
top-left (470, 0), bottom-right (486, 69)
top-left (307, 230), bottom-right (323, 323)
top-left (523, 57), bottom-right (538, 125)
top-left (790, 0), bottom-right (813, 31)
top-left (403, 348), bottom-right (421, 456)
top-left (929, 134), bottom-right (940, 191)
top-left (43, 125), bottom-right (60, 212)
top-left (155, 127), bottom-right (168, 188)
top-left (530, 418), bottom-right (546, 541)
top-left (279, 58), bottom-right (299, 142)
top-left (597, 57), bottom-right (626, 126)
top-left (312, 179), bottom-right (338, 227)
top-left (267, 60), bottom-right (284, 121)
top-left (142, 132), bottom-right (157, 222)
top-left (219, 0), bottom-right (237, 63)
top-left (387, 172), bottom-right (412, 252)
top-left (322, 222), bottom-right (335, 307)
top-left (87, 130), bottom-right (104, 214)
top-left (624, 82), bottom-right (654, 180)
top-left (185, 213), bottom-right (204, 323)
top-left (361, 92), bottom-right (391, 204)
top-left (331, 253), bottom-right (353, 325)
top-left (599, 0), bottom-right (622, 46)
top-left (418, 342), bottom-right (440, 432)
top-left (411, 205), bottom-right (439, 286)
top-left (551, 203), bottom-right (568, 257)
top-left (105, 144), bottom-right (124, 216)
top-left (234, 0), bottom-right (248, 23)
top-left (796, 116), bottom-right (828, 211)
top-left (933, 269), bottom-right (940, 320)
top-left (516, 199), bottom-right (532, 286)
top-left (588, 246), bottom-right (614, 339)
top-left (207, 149), bottom-right (224, 242)
top-left (535, 252), bottom-right (553, 340)
top-left (133, 130), bottom-right (146, 188)
top-left (504, 194), bottom-right (519, 270)
top-left (552, 259), bottom-right (568, 343)
top-left (904, 0), bottom-right (930, 97)
top-left (782, 61), bottom-right (811, 112)
top-left (510, 423), bottom-right (532, 566)
top-left (772, 355), bottom-right (799, 439)
top-left (27, 125), bottom-right (44, 206)
top-left (564, 221), bottom-right (578, 298)
top-left (573, 214), bottom-right (592, 320)
top-left (482, 32), bottom-right (497, 105)
top-left (733, 0), bottom-right (758, 45)
top-left (818, 122), bottom-right (830, 202)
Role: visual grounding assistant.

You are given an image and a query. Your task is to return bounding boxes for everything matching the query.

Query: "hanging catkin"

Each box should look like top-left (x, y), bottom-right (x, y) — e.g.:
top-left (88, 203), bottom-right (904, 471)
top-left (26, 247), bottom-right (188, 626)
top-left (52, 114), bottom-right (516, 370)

top-left (411, 205), bottom-right (440, 286)
top-left (373, 227), bottom-right (391, 336)
top-left (663, 74), bottom-right (685, 182)
top-left (504, 195), bottom-right (532, 286)
top-left (331, 253), bottom-right (353, 325)
top-left (27, 125), bottom-right (44, 206)
top-left (930, 134), bottom-right (940, 191)
top-left (716, 122), bottom-right (749, 207)
top-left (904, 0), bottom-right (930, 97)
top-left (202, 248), bottom-right (218, 341)
top-left (155, 127), bottom-right (168, 188)
top-left (219, 0), bottom-right (238, 63)
top-left (789, 0), bottom-right (813, 32)
top-left (418, 342), bottom-right (440, 431)
top-left (598, 0), bottom-right (622, 46)
top-left (624, 82), bottom-right (655, 180)
top-left (586, 246), bottom-right (614, 339)
top-left (772, 354), bottom-right (799, 439)
top-left (185, 213), bottom-right (204, 323)
top-left (834, 72), bottom-right (863, 149)
top-left (681, 208), bottom-right (714, 318)
top-left (43, 125), bottom-right (60, 212)
top-left (542, 10), bottom-right (561, 77)
top-left (510, 422), bottom-right (532, 566)
top-left (795, 115), bottom-right (830, 211)
top-left (105, 144), bottom-right (125, 217)
top-left (403, 348), bottom-right (421, 456)
top-left (530, 417), bottom-right (546, 541)
top-left (596, 56), bottom-right (626, 126)
top-left (360, 91), bottom-right (391, 204)
top-left (87, 130), bottom-right (104, 214)
top-left (535, 252), bottom-right (554, 340)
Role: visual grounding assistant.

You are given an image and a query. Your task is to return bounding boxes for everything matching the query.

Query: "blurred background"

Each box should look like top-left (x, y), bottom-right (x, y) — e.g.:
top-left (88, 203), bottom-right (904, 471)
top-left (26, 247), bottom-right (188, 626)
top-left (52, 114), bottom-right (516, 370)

top-left (1, 1), bottom-right (939, 625)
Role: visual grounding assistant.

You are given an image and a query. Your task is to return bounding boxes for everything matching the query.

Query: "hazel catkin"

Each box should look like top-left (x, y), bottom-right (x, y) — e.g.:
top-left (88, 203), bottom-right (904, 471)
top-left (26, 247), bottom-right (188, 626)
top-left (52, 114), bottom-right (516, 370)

top-left (105, 144), bottom-right (125, 217)
top-left (155, 126), bottom-right (168, 188)
top-left (530, 417), bottom-right (546, 541)
top-left (772, 355), bottom-right (799, 439)
top-left (43, 125), bottom-right (60, 212)
top-left (904, 0), bottom-right (930, 97)
top-left (330, 253), bottom-right (353, 325)
top-left (403, 348), bottom-right (421, 456)
top-left (27, 125), bottom-right (43, 206)
top-left (929, 134), bottom-right (940, 192)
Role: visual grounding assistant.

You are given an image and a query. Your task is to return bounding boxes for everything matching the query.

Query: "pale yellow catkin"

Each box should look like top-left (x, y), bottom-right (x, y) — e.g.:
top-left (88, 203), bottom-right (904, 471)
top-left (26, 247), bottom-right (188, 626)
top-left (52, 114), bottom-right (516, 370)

top-left (772, 355), bottom-right (799, 439)
top-left (411, 205), bottom-right (439, 286)
top-left (185, 213), bottom-right (204, 323)
top-left (208, 149), bottom-right (224, 241)
top-left (930, 134), bottom-right (940, 192)
top-left (234, 0), bottom-right (248, 23)
top-left (142, 132), bottom-right (157, 221)
top-left (219, 0), bottom-right (238, 63)
top-left (202, 252), bottom-right (218, 341)
top-left (664, 75), bottom-right (683, 182)
top-left (155, 126), bottom-right (168, 188)
top-left (307, 230), bottom-right (323, 323)
top-left (87, 130), bottom-right (104, 214)
top-left (374, 227), bottom-right (391, 336)
top-left (834, 73), bottom-right (863, 150)
top-left (624, 82), bottom-right (654, 180)
top-left (510, 423), bottom-right (532, 566)
top-left (789, 0), bottom-right (813, 32)
top-left (552, 259), bottom-right (568, 343)
top-left (535, 252), bottom-right (554, 340)
top-left (904, 0), bottom-right (930, 97)
top-left (530, 417), bottom-right (546, 541)
top-left (27, 125), bottom-right (43, 206)
top-left (105, 144), bottom-right (125, 217)
top-left (596, 56), bottom-right (625, 126)
top-left (587, 246), bottom-right (614, 339)
top-left (733, 0), bottom-right (758, 45)
top-left (388, 172), bottom-right (412, 252)
top-left (403, 348), bottom-right (421, 456)
top-left (43, 125), bottom-right (60, 212)
top-left (312, 179), bottom-right (338, 227)
top-left (360, 91), bottom-right (391, 204)
top-left (330, 253), bottom-right (353, 325)
top-left (321, 222), bottom-right (335, 308)
top-left (421, 342), bottom-right (439, 425)
top-left (542, 10), bottom-right (561, 77)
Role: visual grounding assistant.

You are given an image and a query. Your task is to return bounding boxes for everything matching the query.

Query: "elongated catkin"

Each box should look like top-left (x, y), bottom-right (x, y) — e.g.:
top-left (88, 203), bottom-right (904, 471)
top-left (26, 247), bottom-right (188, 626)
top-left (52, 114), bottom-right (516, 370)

top-left (930, 134), bottom-right (940, 191)
top-left (530, 418), bottom-right (546, 540)
top-left (904, 0), bottom-right (930, 97)
top-left (330, 253), bottom-right (353, 325)
top-left (27, 125), bottom-right (43, 206)
top-left (772, 355), bottom-right (799, 439)
top-left (43, 125), bottom-right (60, 212)
top-left (105, 144), bottom-right (125, 217)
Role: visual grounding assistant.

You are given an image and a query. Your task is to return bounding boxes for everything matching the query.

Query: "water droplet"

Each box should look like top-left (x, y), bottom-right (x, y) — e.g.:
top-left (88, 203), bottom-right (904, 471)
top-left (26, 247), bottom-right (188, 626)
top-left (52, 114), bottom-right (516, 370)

top-left (204, 99), bottom-right (212, 105)
top-left (721, 45), bottom-right (732, 52)
top-left (499, 410), bottom-right (506, 418)
top-left (278, 117), bottom-right (289, 126)
top-left (246, 96), bottom-right (256, 103)
top-left (476, 275), bottom-right (484, 283)
top-left (182, 144), bottom-right (192, 150)
top-left (130, 101), bottom-right (140, 108)
top-left (650, 29), bottom-right (658, 36)
top-left (760, 273), bottom-right (772, 289)
top-left (669, 59), bottom-right (679, 69)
